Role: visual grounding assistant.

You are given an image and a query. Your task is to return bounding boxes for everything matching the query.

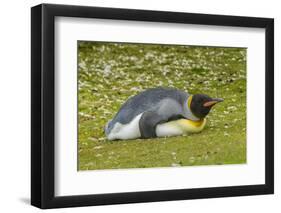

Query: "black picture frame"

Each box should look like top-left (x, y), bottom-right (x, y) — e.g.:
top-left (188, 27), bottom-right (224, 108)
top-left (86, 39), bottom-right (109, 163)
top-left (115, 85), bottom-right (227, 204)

top-left (31, 3), bottom-right (274, 209)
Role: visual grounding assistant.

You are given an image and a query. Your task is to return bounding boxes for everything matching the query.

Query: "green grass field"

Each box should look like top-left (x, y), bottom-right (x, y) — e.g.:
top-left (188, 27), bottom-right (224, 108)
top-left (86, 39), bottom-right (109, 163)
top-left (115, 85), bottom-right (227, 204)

top-left (78, 41), bottom-right (246, 170)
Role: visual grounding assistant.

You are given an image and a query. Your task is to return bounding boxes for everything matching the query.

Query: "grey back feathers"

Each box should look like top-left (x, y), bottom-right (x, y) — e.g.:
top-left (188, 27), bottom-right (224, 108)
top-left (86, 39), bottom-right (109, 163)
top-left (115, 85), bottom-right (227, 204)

top-left (105, 87), bottom-right (189, 135)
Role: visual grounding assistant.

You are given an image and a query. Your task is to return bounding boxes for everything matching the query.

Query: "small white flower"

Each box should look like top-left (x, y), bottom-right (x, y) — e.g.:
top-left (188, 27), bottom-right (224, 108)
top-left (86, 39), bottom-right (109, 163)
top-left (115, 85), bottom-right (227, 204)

top-left (93, 146), bottom-right (103, 149)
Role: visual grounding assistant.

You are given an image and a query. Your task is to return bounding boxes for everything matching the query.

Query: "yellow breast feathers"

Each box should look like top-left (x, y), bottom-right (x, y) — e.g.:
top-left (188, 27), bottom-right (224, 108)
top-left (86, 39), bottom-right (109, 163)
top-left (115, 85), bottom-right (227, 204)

top-left (165, 118), bottom-right (207, 133)
top-left (156, 118), bottom-right (207, 137)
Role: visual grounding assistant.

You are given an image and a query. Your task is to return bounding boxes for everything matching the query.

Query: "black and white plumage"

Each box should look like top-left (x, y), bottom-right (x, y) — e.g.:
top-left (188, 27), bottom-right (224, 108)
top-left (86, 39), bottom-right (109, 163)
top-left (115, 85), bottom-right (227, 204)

top-left (105, 87), bottom-right (223, 140)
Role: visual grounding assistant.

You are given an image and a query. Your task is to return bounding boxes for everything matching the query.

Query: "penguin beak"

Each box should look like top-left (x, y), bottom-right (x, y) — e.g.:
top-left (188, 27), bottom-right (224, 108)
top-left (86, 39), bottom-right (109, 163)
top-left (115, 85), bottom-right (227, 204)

top-left (203, 98), bottom-right (224, 107)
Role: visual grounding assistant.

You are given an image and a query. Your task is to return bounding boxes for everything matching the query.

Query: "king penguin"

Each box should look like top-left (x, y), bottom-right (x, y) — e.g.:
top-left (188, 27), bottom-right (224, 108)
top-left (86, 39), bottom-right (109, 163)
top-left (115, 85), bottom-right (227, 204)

top-left (105, 87), bottom-right (223, 140)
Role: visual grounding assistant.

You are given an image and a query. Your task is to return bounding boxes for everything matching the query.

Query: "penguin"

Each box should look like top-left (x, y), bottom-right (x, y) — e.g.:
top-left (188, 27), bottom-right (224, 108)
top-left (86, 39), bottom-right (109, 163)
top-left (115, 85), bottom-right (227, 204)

top-left (105, 87), bottom-right (223, 140)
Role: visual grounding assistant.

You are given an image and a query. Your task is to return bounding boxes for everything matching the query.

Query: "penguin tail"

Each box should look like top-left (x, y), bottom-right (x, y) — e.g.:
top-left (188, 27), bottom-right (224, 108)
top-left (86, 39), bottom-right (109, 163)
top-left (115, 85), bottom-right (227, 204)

top-left (104, 119), bottom-right (112, 136)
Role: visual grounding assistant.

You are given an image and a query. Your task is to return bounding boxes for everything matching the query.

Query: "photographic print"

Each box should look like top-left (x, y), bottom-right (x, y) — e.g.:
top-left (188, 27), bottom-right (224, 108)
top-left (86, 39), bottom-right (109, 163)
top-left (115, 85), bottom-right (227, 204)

top-left (31, 4), bottom-right (273, 208)
top-left (78, 41), bottom-right (247, 171)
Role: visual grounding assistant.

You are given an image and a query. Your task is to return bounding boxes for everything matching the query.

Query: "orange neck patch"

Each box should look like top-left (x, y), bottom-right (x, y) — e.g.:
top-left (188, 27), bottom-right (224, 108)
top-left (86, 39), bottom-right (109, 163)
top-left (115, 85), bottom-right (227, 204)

top-left (187, 95), bottom-right (193, 109)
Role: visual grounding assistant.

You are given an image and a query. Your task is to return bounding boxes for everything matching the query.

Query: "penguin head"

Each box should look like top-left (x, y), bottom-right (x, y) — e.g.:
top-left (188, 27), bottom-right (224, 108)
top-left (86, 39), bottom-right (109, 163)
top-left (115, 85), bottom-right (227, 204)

top-left (189, 94), bottom-right (223, 119)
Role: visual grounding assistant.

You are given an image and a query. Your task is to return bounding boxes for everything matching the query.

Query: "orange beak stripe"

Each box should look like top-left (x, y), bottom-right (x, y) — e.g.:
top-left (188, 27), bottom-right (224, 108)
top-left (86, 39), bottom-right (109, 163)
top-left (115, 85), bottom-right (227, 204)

top-left (203, 101), bottom-right (219, 107)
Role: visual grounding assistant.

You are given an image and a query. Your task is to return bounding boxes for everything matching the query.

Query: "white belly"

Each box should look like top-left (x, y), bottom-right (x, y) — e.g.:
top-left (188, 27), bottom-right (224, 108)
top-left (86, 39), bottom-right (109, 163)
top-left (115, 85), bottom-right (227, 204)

top-left (156, 122), bottom-right (186, 137)
top-left (106, 114), bottom-right (206, 140)
top-left (106, 114), bottom-right (142, 140)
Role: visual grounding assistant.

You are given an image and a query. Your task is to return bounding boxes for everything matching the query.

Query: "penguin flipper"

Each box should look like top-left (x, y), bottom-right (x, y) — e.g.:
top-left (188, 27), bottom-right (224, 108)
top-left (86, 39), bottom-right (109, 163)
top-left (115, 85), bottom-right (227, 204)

top-left (139, 98), bottom-right (185, 139)
top-left (139, 110), bottom-right (183, 139)
top-left (139, 111), bottom-right (164, 139)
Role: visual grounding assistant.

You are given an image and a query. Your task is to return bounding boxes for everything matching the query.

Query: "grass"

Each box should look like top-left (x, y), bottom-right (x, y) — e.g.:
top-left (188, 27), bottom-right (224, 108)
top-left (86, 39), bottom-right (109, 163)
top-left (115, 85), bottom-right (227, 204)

top-left (78, 41), bottom-right (246, 170)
